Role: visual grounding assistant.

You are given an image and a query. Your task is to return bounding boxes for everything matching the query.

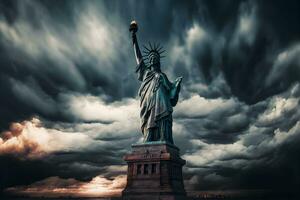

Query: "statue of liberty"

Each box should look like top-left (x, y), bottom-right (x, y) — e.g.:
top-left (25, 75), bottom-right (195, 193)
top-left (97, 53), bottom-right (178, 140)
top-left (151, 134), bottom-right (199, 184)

top-left (129, 21), bottom-right (182, 144)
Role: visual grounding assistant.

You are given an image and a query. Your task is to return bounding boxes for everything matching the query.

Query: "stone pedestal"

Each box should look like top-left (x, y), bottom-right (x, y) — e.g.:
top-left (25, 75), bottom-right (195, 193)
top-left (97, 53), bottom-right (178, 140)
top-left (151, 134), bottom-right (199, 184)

top-left (122, 142), bottom-right (187, 200)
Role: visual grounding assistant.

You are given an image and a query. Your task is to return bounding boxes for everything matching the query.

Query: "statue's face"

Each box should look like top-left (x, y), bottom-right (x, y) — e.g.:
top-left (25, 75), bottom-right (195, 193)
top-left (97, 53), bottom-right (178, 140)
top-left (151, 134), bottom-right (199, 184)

top-left (149, 52), bottom-right (160, 69)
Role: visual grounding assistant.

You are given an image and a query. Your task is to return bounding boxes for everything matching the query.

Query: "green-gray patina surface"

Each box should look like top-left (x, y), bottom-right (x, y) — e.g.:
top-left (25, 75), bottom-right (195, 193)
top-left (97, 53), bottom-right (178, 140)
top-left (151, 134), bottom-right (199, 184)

top-left (129, 21), bottom-right (182, 144)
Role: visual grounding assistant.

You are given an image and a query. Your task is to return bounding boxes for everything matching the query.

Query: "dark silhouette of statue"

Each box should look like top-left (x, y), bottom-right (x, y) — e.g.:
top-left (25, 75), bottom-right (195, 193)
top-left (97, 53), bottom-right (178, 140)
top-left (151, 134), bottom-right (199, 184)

top-left (129, 21), bottom-right (182, 144)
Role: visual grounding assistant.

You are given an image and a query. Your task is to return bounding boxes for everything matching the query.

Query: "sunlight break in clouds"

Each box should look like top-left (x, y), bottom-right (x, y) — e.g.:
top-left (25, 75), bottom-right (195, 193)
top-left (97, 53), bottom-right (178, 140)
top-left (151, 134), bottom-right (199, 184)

top-left (66, 94), bottom-right (139, 123)
top-left (257, 96), bottom-right (298, 126)
top-left (6, 175), bottom-right (127, 198)
top-left (0, 118), bottom-right (96, 158)
top-left (64, 94), bottom-right (140, 141)
top-left (174, 94), bottom-right (239, 118)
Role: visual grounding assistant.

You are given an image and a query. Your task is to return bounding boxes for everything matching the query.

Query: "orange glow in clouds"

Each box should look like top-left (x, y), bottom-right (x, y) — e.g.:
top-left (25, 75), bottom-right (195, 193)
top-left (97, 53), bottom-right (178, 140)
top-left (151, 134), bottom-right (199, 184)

top-left (0, 118), bottom-right (45, 158)
top-left (6, 175), bottom-right (127, 197)
top-left (1, 118), bottom-right (128, 197)
top-left (0, 117), bottom-right (96, 158)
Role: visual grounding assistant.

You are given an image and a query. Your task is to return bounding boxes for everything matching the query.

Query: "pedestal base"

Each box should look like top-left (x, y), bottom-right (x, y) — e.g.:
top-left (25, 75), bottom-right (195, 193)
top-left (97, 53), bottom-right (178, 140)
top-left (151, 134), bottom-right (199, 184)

top-left (122, 142), bottom-right (187, 200)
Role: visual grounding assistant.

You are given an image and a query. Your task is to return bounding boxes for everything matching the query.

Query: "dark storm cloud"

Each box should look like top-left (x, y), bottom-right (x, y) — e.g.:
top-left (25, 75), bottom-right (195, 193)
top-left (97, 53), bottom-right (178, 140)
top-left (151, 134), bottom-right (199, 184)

top-left (0, 0), bottom-right (297, 128)
top-left (221, 0), bottom-right (300, 104)
top-left (0, 0), bottom-right (300, 196)
top-left (0, 0), bottom-right (138, 130)
top-left (182, 83), bottom-right (300, 191)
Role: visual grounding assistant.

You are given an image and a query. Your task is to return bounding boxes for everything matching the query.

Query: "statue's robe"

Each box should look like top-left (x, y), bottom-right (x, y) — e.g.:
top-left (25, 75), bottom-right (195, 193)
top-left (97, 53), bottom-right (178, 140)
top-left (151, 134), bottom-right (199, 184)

top-left (136, 62), bottom-right (180, 144)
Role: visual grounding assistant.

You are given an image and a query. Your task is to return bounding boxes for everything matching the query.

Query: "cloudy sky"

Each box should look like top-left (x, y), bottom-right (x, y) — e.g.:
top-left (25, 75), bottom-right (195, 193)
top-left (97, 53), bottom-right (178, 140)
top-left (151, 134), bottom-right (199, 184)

top-left (0, 0), bottom-right (299, 197)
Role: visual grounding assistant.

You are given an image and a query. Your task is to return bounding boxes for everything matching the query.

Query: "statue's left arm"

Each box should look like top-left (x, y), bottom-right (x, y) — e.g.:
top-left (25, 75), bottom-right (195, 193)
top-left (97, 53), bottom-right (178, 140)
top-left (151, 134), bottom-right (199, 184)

top-left (162, 74), bottom-right (182, 106)
top-left (170, 77), bottom-right (182, 106)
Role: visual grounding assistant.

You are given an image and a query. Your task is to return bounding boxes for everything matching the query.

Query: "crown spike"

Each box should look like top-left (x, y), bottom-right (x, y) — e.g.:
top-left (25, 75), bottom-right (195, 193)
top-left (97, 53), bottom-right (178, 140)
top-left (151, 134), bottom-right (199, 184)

top-left (149, 42), bottom-right (153, 50)
top-left (143, 45), bottom-right (151, 52)
top-left (158, 50), bottom-right (166, 54)
top-left (157, 46), bottom-right (163, 52)
top-left (143, 50), bottom-right (150, 54)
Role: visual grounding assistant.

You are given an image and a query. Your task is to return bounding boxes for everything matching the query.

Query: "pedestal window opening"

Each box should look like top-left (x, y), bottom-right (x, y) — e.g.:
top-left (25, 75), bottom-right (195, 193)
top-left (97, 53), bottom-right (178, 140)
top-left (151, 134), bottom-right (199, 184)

top-left (151, 163), bottom-right (156, 174)
top-left (137, 164), bottom-right (142, 174)
top-left (144, 164), bottom-right (149, 174)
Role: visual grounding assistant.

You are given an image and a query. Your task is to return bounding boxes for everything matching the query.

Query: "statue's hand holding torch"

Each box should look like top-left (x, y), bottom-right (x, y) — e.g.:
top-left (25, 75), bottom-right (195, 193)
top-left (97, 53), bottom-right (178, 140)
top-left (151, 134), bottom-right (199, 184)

top-left (129, 20), bottom-right (138, 34)
top-left (129, 20), bottom-right (138, 43)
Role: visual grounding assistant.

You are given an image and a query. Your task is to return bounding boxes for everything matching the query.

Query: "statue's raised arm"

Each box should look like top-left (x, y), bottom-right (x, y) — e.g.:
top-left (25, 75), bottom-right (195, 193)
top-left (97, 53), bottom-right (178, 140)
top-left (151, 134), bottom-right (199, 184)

top-left (129, 21), bottom-right (146, 81)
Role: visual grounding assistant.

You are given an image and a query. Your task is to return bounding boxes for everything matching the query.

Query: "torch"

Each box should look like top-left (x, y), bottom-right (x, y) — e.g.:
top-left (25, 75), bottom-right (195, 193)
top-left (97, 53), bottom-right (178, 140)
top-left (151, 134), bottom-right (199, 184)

top-left (129, 20), bottom-right (138, 34)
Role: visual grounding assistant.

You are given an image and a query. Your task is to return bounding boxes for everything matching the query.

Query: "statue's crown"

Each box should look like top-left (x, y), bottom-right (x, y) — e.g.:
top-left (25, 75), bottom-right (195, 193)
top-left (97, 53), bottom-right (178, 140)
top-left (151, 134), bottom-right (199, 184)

top-left (142, 42), bottom-right (165, 65)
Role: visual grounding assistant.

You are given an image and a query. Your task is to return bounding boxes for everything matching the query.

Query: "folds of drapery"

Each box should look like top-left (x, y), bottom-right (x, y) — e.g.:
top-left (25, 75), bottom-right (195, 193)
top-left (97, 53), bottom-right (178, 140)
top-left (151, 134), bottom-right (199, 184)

top-left (135, 62), bottom-right (181, 144)
top-left (138, 70), bottom-right (173, 130)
